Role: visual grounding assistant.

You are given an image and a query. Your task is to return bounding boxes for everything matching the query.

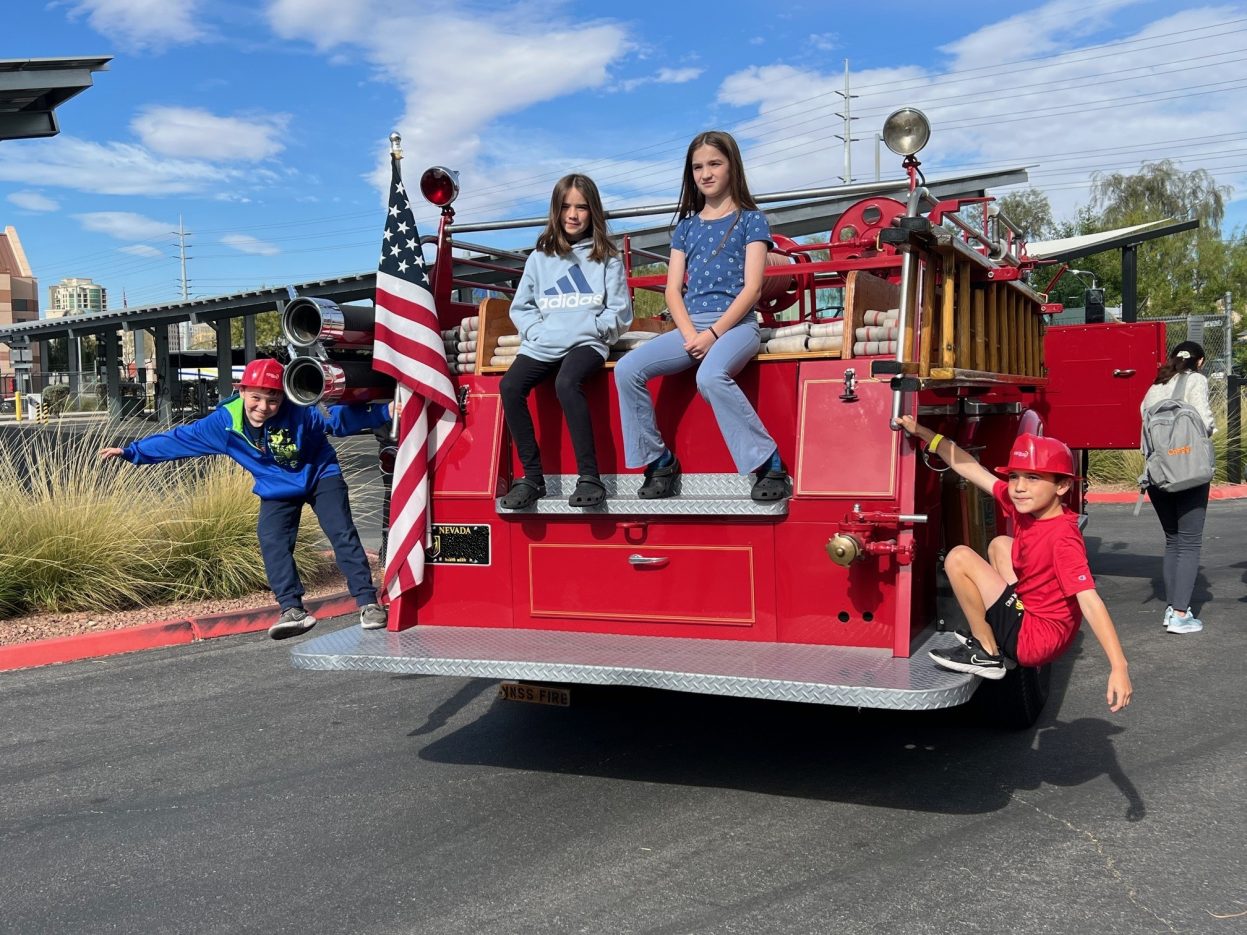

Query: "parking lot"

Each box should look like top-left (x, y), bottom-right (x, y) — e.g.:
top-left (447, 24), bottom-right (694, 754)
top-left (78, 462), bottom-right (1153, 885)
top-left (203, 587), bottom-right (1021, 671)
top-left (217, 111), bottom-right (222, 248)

top-left (2, 499), bottom-right (1245, 934)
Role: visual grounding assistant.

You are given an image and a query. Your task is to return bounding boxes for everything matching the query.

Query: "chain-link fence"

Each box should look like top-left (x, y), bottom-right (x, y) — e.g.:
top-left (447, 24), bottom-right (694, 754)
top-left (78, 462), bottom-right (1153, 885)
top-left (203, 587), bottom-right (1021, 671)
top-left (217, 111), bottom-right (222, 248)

top-left (1151, 313), bottom-right (1243, 483)
top-left (1151, 313), bottom-right (1233, 412)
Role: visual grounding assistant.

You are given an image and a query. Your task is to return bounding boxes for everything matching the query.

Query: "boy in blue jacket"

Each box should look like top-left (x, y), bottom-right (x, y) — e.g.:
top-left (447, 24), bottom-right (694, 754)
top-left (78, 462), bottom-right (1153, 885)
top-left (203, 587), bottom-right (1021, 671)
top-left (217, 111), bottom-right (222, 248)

top-left (99, 358), bottom-right (393, 640)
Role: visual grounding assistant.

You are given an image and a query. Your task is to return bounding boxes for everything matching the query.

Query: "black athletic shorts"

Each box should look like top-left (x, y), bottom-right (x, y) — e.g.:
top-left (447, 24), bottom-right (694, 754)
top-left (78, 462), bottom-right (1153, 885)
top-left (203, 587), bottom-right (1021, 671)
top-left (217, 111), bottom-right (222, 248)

top-left (985, 585), bottom-right (1024, 661)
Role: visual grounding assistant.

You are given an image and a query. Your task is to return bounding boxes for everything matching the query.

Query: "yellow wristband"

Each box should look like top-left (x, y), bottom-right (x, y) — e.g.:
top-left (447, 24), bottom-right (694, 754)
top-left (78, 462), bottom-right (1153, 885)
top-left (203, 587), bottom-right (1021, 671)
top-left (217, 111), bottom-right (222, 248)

top-left (927, 433), bottom-right (945, 452)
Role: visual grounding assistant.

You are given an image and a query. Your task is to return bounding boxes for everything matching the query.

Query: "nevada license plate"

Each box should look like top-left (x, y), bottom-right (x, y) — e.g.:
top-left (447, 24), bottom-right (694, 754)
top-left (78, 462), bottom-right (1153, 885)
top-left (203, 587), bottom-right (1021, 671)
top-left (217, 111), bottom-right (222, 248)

top-left (497, 682), bottom-right (571, 707)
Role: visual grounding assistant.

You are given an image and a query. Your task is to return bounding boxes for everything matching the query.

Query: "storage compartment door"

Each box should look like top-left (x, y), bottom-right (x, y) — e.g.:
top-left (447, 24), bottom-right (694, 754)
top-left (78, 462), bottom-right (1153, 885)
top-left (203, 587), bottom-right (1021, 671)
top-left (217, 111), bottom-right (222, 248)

top-left (1035, 321), bottom-right (1165, 449)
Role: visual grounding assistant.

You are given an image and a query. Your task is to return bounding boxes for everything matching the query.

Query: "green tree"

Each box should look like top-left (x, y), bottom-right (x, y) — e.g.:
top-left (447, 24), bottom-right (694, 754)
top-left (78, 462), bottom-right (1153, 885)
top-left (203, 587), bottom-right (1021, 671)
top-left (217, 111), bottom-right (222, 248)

top-left (1090, 159), bottom-right (1227, 228)
top-left (229, 311), bottom-right (284, 349)
top-left (1019, 163), bottom-right (1243, 321)
top-left (1085, 160), bottom-right (1231, 318)
top-left (998, 188), bottom-right (1055, 240)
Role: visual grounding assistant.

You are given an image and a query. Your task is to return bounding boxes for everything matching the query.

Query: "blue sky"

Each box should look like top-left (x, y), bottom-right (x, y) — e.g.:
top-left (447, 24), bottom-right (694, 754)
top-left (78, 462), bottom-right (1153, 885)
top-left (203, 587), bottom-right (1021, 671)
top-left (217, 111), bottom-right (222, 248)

top-left (3, 0), bottom-right (1247, 310)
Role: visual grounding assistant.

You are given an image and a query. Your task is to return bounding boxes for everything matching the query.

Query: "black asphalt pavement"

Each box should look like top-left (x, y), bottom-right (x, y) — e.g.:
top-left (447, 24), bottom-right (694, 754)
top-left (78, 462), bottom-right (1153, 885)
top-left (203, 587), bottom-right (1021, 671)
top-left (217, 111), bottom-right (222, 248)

top-left (2, 500), bottom-right (1246, 935)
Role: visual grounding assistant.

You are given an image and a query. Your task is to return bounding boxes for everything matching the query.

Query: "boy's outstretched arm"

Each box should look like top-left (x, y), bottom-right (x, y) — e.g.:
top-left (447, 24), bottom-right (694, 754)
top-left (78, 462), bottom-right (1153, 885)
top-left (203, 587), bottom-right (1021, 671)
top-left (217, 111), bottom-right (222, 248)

top-left (318, 401), bottom-right (393, 437)
top-left (1077, 588), bottom-right (1133, 713)
top-left (891, 414), bottom-right (998, 494)
top-left (99, 413), bottom-right (227, 464)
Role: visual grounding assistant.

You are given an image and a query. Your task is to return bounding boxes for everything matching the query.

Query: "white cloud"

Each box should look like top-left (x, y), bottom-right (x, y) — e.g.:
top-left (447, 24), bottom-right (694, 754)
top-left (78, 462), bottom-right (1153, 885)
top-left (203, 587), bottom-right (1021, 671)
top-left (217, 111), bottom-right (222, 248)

top-left (75, 211), bottom-right (171, 241)
top-left (939, 0), bottom-right (1141, 62)
top-left (619, 67), bottom-right (703, 93)
top-left (221, 233), bottom-right (281, 255)
top-left (716, 2), bottom-right (1247, 223)
top-left (6, 191), bottom-right (60, 212)
top-left (0, 137), bottom-right (247, 196)
top-left (119, 243), bottom-right (164, 257)
top-left (266, 0), bottom-right (631, 212)
top-left (131, 106), bottom-right (290, 161)
top-left (808, 33), bottom-right (838, 52)
top-left (65, 0), bottom-right (205, 49)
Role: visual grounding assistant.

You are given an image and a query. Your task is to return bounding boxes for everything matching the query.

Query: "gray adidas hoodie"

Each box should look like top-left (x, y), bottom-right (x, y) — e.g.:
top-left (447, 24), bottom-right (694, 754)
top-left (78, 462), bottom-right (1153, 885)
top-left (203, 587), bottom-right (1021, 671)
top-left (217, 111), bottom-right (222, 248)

top-left (508, 239), bottom-right (632, 363)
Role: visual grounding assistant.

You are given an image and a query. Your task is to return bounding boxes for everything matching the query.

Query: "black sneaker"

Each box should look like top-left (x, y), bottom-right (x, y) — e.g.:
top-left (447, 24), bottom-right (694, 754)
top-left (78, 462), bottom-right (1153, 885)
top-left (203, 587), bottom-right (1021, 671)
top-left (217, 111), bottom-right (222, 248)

top-left (950, 629), bottom-right (1018, 668)
top-left (929, 642), bottom-right (1007, 680)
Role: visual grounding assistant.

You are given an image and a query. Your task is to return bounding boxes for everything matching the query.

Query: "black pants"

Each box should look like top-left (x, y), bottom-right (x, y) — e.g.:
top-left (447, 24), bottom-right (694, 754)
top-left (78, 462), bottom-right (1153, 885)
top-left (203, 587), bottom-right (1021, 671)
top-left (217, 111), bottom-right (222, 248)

top-left (500, 347), bottom-right (604, 478)
top-left (257, 473), bottom-right (376, 611)
top-left (1148, 482), bottom-right (1209, 613)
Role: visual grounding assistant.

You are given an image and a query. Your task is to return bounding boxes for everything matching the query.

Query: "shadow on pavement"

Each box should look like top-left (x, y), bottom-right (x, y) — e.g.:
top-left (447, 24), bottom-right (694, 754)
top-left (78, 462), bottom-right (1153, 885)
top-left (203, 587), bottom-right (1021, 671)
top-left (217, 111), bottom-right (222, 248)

top-left (412, 634), bottom-right (1143, 821)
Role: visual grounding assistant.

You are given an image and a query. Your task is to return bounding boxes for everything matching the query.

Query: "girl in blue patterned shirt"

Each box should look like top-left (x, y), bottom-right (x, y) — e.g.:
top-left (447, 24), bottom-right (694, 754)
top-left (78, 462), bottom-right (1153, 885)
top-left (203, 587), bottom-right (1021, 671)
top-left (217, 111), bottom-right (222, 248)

top-left (615, 130), bottom-right (789, 501)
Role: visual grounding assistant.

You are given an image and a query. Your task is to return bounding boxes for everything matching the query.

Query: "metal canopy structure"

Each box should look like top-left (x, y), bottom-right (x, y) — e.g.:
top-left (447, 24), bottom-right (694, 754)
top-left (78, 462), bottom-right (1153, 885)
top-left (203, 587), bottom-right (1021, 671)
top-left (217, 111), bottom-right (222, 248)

top-left (0, 164), bottom-right (1031, 346)
top-left (0, 163), bottom-right (1028, 419)
top-left (0, 273), bottom-right (375, 343)
top-left (1029, 217), bottom-right (1200, 322)
top-left (0, 56), bottom-right (112, 141)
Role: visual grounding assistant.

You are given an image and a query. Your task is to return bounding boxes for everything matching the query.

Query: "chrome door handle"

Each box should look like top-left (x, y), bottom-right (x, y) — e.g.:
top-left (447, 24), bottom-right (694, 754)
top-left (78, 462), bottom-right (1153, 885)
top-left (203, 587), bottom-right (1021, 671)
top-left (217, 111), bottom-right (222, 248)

top-left (1112, 368), bottom-right (1136, 378)
top-left (628, 554), bottom-right (669, 567)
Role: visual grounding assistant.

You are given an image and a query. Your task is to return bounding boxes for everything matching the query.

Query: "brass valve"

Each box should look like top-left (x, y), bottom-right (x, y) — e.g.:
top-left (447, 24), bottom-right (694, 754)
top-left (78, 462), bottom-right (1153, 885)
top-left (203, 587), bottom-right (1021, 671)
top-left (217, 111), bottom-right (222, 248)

top-left (826, 532), bottom-right (864, 567)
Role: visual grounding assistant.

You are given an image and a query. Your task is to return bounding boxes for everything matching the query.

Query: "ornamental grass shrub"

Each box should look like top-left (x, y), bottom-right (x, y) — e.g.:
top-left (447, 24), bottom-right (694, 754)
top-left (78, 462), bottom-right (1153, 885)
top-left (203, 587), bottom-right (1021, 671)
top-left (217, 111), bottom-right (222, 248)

top-left (0, 425), bottom-right (329, 617)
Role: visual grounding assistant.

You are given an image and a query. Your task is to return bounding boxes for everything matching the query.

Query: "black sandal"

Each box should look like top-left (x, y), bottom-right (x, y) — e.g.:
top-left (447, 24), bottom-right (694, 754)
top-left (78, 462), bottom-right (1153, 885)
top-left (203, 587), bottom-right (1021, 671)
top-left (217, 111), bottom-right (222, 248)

top-left (569, 474), bottom-right (606, 508)
top-left (500, 477), bottom-right (546, 510)
top-left (638, 457), bottom-right (681, 499)
top-left (750, 468), bottom-right (791, 502)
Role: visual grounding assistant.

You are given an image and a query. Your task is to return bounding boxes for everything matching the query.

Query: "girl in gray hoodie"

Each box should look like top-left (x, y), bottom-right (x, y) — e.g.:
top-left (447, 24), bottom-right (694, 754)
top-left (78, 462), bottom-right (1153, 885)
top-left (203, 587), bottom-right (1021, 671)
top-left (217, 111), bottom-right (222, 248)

top-left (499, 173), bottom-right (632, 509)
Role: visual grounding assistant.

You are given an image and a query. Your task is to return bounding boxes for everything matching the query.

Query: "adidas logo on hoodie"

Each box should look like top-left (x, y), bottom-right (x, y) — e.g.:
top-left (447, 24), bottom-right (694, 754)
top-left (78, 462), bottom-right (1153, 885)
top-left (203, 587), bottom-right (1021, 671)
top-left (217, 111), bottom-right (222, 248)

top-left (537, 264), bottom-right (602, 310)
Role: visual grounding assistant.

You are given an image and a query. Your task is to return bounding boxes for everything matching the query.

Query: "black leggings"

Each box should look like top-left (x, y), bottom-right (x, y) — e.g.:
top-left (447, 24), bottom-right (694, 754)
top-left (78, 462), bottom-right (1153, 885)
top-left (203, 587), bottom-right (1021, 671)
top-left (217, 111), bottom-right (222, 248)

top-left (1148, 482), bottom-right (1209, 613)
top-left (500, 347), bottom-right (604, 478)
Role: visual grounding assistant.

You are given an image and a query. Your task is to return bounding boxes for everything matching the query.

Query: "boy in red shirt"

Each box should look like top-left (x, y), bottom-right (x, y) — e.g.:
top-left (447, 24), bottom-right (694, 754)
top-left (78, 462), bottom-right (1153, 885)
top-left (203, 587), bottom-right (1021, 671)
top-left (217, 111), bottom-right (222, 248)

top-left (893, 417), bottom-right (1132, 713)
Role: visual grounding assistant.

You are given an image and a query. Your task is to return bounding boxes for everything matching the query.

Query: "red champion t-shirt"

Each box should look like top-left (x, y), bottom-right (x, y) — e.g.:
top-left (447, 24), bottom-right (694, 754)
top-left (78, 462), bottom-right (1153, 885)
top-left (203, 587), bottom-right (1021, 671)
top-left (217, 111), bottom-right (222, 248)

top-left (992, 480), bottom-right (1096, 666)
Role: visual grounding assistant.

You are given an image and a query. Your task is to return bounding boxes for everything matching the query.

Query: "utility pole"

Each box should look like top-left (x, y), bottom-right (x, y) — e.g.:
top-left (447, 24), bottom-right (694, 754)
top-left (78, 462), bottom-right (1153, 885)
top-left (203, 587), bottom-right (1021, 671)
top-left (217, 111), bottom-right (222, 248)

top-left (174, 215), bottom-right (193, 351)
top-left (833, 59), bottom-right (858, 185)
top-left (176, 214), bottom-right (192, 301)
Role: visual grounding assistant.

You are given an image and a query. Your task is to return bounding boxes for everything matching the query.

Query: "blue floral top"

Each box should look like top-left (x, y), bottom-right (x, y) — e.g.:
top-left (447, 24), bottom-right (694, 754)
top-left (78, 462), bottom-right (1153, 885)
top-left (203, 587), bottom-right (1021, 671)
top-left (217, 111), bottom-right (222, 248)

top-left (671, 209), bottom-right (772, 326)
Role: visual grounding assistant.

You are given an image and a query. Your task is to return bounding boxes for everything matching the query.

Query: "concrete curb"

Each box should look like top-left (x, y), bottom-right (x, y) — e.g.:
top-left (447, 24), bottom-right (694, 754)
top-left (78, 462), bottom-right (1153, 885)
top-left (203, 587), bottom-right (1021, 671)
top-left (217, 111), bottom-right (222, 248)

top-left (1087, 483), bottom-right (1247, 504)
top-left (0, 590), bottom-right (358, 673)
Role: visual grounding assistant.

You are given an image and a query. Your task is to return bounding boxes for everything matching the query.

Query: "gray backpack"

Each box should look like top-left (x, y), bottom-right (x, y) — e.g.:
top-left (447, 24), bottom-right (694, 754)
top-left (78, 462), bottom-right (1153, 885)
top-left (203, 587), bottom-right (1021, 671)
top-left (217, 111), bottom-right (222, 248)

top-left (1138, 372), bottom-right (1215, 497)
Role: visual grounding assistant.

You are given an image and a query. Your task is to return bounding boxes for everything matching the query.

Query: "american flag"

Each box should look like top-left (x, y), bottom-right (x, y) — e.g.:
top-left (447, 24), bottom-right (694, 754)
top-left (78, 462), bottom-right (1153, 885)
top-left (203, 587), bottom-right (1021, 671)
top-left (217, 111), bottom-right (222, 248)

top-left (372, 154), bottom-right (461, 602)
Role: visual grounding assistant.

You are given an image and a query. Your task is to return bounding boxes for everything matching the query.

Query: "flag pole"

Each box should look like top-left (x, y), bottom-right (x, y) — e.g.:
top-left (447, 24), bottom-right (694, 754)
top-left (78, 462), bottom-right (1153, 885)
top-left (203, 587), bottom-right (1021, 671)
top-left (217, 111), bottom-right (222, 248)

top-left (386, 130), bottom-right (404, 445)
top-left (379, 131), bottom-right (404, 570)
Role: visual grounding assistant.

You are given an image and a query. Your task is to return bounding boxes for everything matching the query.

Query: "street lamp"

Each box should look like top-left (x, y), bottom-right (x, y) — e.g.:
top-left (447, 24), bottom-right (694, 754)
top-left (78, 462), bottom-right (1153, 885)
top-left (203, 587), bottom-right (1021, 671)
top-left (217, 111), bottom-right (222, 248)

top-left (1068, 268), bottom-right (1097, 289)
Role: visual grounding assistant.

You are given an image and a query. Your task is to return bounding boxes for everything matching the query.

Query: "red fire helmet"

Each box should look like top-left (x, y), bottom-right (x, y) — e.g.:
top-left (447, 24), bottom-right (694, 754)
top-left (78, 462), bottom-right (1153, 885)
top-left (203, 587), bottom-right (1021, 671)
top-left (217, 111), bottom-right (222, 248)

top-left (992, 433), bottom-right (1076, 479)
top-left (236, 358), bottom-right (285, 391)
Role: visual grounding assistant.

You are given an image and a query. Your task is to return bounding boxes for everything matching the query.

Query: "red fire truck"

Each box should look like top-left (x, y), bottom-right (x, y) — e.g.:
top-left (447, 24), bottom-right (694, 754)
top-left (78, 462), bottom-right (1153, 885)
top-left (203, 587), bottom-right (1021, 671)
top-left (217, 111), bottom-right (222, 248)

top-left (289, 110), bottom-right (1161, 727)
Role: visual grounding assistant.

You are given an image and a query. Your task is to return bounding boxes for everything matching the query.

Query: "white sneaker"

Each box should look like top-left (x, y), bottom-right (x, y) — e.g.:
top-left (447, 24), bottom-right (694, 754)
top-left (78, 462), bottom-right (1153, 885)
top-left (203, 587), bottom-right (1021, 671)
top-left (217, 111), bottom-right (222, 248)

top-left (359, 602), bottom-right (388, 630)
top-left (1167, 609), bottom-right (1204, 634)
top-left (1163, 605), bottom-right (1174, 629)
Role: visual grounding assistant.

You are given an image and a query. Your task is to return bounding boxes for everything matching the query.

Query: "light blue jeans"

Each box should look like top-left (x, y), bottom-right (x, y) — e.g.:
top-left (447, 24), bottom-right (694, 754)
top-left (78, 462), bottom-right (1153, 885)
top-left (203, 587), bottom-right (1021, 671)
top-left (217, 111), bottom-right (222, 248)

top-left (613, 322), bottom-right (775, 473)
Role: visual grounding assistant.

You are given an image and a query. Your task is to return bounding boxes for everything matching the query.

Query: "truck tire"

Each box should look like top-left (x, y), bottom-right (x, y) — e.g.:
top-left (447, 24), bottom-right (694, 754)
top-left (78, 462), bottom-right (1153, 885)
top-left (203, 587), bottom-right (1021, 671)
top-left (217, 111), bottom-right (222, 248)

top-left (973, 662), bottom-right (1051, 729)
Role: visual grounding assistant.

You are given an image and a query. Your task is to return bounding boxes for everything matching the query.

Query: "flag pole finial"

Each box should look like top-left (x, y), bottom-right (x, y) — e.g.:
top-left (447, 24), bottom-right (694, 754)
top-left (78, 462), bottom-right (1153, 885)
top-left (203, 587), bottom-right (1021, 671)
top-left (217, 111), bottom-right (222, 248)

top-left (389, 131), bottom-right (403, 159)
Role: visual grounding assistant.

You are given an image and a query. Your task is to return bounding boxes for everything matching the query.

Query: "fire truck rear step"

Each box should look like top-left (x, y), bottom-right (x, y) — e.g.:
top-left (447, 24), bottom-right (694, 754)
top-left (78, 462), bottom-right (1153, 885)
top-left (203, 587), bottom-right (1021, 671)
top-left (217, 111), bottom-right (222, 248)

top-left (290, 625), bottom-right (976, 710)
top-left (496, 473), bottom-right (788, 517)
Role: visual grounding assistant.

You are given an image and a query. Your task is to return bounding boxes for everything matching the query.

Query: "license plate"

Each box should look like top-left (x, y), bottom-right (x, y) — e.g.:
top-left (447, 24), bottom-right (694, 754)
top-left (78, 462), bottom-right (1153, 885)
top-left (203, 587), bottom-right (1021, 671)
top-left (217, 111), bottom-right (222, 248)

top-left (497, 682), bottom-right (571, 707)
top-left (426, 524), bottom-right (490, 565)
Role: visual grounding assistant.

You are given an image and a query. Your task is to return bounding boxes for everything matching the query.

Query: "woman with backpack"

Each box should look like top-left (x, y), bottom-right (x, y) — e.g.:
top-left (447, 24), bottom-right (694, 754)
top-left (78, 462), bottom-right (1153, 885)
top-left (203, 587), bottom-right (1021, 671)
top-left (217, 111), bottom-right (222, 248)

top-left (1140, 340), bottom-right (1215, 634)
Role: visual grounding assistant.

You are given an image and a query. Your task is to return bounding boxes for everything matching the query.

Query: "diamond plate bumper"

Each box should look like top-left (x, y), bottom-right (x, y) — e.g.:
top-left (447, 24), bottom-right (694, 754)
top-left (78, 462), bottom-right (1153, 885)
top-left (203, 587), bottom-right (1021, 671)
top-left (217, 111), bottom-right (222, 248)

top-left (497, 473), bottom-right (788, 517)
top-left (290, 626), bottom-right (977, 710)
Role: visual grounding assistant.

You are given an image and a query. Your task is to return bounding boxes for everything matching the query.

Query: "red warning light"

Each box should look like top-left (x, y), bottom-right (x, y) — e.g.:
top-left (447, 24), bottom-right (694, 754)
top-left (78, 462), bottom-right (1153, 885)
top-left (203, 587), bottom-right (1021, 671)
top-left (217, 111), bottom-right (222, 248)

top-left (420, 166), bottom-right (459, 207)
